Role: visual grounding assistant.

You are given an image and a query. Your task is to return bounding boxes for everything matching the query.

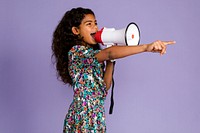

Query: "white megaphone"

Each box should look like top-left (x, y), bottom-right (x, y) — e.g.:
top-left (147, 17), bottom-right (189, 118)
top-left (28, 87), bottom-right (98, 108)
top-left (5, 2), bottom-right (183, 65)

top-left (94, 22), bottom-right (140, 47)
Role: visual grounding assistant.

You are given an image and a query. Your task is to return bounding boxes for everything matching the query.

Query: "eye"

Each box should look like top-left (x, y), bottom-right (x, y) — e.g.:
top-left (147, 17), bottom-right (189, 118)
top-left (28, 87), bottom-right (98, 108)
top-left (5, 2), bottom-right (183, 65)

top-left (86, 22), bottom-right (92, 26)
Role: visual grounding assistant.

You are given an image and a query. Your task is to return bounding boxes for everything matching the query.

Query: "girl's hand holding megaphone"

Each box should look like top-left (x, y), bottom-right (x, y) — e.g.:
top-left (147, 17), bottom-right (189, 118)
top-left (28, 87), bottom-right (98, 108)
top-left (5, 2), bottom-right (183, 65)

top-left (146, 40), bottom-right (176, 55)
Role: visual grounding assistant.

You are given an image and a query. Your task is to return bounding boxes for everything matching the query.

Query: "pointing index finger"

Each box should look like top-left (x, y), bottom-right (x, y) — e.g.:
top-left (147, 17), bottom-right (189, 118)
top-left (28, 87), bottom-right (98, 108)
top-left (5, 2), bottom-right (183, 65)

top-left (163, 41), bottom-right (176, 45)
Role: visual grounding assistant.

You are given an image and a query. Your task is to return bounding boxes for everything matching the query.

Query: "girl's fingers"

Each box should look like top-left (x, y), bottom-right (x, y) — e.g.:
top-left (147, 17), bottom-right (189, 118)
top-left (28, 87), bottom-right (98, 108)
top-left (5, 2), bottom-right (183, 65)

top-left (149, 40), bottom-right (175, 55)
top-left (163, 41), bottom-right (176, 45)
top-left (160, 42), bottom-right (166, 55)
top-left (155, 40), bottom-right (174, 55)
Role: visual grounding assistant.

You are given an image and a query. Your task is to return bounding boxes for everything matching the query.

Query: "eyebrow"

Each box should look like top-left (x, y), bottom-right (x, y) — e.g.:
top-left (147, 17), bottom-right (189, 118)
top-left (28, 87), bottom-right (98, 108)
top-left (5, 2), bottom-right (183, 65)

top-left (83, 20), bottom-right (97, 24)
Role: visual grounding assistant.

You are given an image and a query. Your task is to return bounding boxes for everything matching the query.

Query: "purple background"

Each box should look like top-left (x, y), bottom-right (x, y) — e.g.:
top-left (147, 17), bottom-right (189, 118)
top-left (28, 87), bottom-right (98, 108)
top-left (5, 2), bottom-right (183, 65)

top-left (1, 0), bottom-right (200, 133)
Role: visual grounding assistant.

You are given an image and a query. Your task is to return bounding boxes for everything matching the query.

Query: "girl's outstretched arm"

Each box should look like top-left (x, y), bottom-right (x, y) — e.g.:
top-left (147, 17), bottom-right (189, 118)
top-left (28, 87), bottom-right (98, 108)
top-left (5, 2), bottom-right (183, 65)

top-left (95, 40), bottom-right (175, 62)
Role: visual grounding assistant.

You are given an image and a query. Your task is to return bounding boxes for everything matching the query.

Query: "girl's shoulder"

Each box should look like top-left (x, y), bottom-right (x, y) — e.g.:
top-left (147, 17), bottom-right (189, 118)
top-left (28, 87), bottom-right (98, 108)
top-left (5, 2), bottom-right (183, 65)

top-left (70, 45), bottom-right (82, 50)
top-left (70, 45), bottom-right (97, 53)
top-left (70, 45), bottom-right (88, 52)
top-left (69, 45), bottom-right (100, 58)
top-left (69, 45), bottom-right (92, 56)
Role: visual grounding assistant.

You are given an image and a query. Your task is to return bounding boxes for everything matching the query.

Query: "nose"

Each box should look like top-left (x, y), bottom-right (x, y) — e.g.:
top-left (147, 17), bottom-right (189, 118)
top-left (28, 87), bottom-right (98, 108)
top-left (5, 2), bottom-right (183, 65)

top-left (94, 24), bottom-right (98, 31)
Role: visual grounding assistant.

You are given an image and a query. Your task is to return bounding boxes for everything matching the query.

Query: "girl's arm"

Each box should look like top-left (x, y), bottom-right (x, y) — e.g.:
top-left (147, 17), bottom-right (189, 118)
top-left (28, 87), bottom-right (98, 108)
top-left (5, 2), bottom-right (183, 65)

top-left (95, 40), bottom-right (175, 62)
top-left (103, 60), bottom-right (114, 90)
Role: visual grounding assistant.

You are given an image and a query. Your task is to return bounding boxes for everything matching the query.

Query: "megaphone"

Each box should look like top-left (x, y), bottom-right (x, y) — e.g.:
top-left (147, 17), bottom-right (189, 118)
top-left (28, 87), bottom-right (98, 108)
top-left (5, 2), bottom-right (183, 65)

top-left (95, 22), bottom-right (140, 46)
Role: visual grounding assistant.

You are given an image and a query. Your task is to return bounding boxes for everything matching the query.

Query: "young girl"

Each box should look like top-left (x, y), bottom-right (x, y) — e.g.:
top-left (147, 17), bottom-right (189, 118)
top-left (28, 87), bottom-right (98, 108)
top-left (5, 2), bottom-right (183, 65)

top-left (52, 7), bottom-right (175, 133)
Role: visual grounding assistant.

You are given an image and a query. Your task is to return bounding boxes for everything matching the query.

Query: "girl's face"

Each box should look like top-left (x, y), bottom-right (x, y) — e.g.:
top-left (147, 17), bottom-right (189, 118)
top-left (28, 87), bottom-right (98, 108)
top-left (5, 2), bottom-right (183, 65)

top-left (72, 14), bottom-right (98, 45)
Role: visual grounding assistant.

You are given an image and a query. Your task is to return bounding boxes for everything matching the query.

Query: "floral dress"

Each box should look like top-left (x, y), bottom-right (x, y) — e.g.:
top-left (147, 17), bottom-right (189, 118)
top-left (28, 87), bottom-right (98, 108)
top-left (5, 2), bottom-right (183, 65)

top-left (63, 45), bottom-right (108, 133)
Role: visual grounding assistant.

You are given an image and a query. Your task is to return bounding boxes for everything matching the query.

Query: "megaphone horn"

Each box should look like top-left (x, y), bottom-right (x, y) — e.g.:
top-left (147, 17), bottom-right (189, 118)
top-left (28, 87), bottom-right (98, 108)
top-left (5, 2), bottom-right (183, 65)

top-left (94, 22), bottom-right (140, 46)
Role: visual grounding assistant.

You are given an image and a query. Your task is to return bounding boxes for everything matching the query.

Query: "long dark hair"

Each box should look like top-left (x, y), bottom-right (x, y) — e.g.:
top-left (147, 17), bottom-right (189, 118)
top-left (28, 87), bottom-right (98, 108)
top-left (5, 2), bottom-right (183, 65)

top-left (52, 7), bottom-right (100, 85)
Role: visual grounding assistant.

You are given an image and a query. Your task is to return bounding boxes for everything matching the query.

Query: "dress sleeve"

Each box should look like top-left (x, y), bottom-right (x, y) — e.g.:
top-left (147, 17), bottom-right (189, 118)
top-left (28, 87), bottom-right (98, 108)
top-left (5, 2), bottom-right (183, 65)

top-left (68, 45), bottom-right (101, 67)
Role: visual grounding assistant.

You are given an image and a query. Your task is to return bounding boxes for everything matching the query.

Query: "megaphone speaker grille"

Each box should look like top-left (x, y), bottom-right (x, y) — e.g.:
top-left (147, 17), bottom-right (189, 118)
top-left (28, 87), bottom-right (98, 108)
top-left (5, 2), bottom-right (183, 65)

top-left (125, 22), bottom-right (140, 46)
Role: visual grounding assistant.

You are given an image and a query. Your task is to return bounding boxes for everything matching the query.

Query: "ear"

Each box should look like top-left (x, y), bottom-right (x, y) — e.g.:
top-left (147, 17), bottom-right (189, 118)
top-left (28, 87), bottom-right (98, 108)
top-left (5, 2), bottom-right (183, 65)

top-left (72, 27), bottom-right (80, 35)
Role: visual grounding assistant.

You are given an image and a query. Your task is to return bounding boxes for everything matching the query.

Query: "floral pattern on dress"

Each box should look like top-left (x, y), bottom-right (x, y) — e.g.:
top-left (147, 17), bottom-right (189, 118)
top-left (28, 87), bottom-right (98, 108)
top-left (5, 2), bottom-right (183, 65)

top-left (63, 45), bottom-right (107, 133)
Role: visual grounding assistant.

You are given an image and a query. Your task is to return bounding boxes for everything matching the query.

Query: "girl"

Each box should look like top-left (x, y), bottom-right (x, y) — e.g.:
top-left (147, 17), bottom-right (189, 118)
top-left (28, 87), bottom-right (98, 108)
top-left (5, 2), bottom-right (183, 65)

top-left (52, 7), bottom-right (175, 133)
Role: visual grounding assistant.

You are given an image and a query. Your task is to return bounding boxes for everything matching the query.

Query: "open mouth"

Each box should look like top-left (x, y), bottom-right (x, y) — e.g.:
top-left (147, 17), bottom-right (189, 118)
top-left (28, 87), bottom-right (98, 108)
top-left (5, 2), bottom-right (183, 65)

top-left (90, 32), bottom-right (96, 39)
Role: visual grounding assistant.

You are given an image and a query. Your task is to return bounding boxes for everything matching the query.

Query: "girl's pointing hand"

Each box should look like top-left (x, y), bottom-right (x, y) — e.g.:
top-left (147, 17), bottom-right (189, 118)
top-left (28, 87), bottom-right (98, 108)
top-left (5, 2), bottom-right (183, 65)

top-left (146, 40), bottom-right (176, 55)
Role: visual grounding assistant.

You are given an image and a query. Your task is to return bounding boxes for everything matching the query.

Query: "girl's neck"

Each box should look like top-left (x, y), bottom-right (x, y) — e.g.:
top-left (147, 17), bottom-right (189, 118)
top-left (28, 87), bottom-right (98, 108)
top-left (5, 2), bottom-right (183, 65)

top-left (81, 42), bottom-right (92, 48)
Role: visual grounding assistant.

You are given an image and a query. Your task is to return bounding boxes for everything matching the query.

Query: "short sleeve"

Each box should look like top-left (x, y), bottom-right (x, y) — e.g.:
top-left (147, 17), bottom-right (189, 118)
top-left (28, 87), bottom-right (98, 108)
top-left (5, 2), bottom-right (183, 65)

top-left (68, 45), bottom-right (101, 67)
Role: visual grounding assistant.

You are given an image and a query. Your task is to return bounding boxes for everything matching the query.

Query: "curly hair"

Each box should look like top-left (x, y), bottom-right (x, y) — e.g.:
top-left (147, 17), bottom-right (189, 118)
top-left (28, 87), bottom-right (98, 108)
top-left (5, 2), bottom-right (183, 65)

top-left (52, 7), bottom-right (100, 85)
